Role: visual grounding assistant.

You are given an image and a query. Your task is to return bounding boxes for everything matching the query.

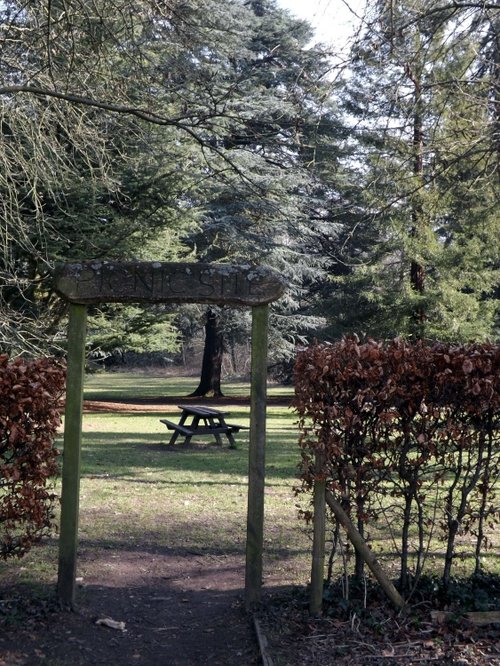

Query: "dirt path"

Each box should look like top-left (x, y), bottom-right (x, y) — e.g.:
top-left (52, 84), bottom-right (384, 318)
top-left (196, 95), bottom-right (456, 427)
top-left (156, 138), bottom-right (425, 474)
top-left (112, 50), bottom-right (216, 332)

top-left (1, 398), bottom-right (272, 665)
top-left (0, 547), bottom-right (260, 665)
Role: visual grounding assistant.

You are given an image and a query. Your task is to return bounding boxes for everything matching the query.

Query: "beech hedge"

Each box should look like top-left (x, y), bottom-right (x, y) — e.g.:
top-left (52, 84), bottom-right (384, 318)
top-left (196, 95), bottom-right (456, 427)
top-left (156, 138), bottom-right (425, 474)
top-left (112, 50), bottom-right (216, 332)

top-left (294, 337), bottom-right (499, 593)
top-left (0, 355), bottom-right (65, 560)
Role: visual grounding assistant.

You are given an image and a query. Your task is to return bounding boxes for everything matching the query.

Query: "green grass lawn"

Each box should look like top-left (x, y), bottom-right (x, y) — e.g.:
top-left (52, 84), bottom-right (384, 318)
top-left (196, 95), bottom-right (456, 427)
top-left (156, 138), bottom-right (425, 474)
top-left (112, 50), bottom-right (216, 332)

top-left (1, 373), bottom-right (310, 589)
top-left (83, 371), bottom-right (294, 401)
top-left (3, 372), bottom-right (496, 596)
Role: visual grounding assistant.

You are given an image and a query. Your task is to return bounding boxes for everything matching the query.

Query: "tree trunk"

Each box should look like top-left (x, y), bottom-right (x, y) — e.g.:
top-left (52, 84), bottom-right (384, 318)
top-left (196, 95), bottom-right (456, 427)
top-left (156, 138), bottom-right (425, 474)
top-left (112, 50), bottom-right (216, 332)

top-left (189, 307), bottom-right (224, 398)
top-left (406, 47), bottom-right (426, 337)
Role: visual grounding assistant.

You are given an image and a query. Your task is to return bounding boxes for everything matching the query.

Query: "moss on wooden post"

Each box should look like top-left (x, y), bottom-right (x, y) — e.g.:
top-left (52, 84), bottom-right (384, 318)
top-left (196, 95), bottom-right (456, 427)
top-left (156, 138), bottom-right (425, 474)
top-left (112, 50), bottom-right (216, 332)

top-left (57, 303), bottom-right (87, 609)
top-left (245, 303), bottom-right (269, 609)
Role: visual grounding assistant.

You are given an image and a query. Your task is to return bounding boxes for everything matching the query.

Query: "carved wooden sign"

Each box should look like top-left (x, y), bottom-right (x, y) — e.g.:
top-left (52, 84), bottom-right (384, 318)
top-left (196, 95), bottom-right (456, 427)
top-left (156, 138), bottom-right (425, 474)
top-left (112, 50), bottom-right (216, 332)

top-left (54, 261), bottom-right (285, 306)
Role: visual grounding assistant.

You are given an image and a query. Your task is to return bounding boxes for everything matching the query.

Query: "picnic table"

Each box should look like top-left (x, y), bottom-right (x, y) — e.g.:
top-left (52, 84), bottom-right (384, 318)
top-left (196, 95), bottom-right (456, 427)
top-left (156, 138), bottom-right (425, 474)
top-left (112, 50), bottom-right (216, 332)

top-left (160, 404), bottom-right (248, 448)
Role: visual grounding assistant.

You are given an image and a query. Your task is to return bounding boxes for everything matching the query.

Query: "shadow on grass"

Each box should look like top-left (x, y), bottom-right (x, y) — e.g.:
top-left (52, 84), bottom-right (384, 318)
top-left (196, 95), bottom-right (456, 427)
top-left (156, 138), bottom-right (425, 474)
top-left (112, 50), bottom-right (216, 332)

top-left (73, 534), bottom-right (310, 562)
top-left (83, 372), bottom-right (294, 401)
top-left (80, 430), bottom-right (300, 481)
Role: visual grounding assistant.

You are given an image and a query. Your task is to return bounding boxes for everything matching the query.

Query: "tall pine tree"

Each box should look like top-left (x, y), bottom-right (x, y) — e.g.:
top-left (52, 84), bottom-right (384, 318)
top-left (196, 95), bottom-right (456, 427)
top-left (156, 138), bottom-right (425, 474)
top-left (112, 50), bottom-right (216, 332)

top-left (184, 0), bottom-right (345, 394)
top-left (325, 0), bottom-right (499, 342)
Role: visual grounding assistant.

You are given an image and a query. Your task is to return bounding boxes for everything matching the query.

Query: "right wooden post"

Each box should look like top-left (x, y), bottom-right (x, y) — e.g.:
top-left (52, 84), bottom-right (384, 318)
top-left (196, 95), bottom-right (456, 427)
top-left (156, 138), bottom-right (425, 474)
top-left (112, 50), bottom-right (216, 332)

top-left (245, 303), bottom-right (269, 608)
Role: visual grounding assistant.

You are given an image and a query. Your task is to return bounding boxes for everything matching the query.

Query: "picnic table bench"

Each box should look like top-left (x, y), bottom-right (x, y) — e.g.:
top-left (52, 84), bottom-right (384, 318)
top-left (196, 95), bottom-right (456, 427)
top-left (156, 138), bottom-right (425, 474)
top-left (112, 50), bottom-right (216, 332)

top-left (160, 404), bottom-right (249, 448)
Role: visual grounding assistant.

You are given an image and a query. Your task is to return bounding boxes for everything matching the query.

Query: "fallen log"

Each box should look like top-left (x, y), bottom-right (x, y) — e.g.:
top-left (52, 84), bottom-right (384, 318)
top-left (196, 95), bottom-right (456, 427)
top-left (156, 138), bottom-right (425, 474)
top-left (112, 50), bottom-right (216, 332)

top-left (431, 610), bottom-right (500, 626)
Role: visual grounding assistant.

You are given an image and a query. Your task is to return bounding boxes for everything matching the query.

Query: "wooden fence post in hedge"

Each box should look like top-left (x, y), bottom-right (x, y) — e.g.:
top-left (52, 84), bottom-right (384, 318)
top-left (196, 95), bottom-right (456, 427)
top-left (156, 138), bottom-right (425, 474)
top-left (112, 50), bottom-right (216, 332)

top-left (57, 303), bottom-right (87, 608)
top-left (310, 451), bottom-right (326, 615)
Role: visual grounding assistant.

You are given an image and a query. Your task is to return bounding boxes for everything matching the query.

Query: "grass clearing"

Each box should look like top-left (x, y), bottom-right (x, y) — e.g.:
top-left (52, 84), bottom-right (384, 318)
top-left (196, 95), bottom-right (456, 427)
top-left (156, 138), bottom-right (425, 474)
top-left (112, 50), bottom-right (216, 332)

top-left (1, 373), bottom-right (310, 590)
top-left (3, 372), bottom-right (495, 597)
top-left (83, 371), bottom-right (294, 402)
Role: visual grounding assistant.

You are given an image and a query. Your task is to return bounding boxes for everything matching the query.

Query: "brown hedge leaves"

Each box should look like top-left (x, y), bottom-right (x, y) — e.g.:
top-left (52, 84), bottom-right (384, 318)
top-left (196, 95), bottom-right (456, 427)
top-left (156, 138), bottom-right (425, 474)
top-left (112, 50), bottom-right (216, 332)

top-left (294, 337), bottom-right (499, 591)
top-left (0, 355), bottom-right (65, 560)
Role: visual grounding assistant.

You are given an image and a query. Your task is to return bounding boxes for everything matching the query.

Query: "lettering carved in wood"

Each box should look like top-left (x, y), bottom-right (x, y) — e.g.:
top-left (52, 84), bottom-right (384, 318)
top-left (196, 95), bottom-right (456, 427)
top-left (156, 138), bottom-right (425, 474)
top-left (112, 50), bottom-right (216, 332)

top-left (54, 262), bottom-right (285, 306)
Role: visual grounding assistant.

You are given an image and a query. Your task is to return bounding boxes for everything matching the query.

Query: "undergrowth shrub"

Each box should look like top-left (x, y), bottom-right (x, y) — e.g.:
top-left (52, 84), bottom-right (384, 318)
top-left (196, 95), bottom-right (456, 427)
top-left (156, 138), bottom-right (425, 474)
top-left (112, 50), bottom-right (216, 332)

top-left (0, 355), bottom-right (65, 559)
top-left (294, 337), bottom-right (499, 595)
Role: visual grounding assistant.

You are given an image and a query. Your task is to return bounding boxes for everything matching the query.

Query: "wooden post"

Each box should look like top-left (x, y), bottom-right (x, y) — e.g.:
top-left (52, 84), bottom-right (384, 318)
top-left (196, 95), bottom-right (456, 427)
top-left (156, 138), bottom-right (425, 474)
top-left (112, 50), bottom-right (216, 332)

top-left (245, 303), bottom-right (269, 608)
top-left (57, 303), bottom-right (87, 609)
top-left (325, 491), bottom-right (406, 610)
top-left (310, 451), bottom-right (326, 615)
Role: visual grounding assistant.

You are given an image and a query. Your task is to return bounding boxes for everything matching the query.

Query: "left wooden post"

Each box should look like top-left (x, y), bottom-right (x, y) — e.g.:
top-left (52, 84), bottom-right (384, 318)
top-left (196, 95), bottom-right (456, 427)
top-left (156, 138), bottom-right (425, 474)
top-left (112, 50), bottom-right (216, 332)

top-left (57, 303), bottom-right (87, 609)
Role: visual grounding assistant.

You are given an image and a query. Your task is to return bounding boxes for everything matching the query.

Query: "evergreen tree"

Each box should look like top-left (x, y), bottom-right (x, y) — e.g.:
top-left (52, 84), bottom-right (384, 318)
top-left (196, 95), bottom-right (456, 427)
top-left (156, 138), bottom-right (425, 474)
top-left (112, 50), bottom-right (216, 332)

top-left (0, 0), bottom-right (211, 354)
top-left (325, 0), bottom-right (499, 342)
top-left (185, 0), bottom-right (344, 394)
top-left (1, 0), bottom-right (340, 358)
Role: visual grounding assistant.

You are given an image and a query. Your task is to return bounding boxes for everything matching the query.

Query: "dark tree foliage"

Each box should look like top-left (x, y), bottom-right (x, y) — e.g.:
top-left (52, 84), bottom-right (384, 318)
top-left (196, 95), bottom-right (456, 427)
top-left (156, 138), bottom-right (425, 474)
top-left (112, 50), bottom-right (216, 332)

top-left (322, 0), bottom-right (500, 342)
top-left (0, 0), bottom-right (343, 379)
top-left (182, 0), bottom-right (344, 392)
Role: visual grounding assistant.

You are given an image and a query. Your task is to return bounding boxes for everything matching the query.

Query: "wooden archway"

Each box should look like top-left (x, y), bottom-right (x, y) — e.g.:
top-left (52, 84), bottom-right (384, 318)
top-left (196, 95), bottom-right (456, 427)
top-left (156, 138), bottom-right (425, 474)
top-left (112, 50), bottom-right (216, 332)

top-left (54, 261), bottom-right (285, 610)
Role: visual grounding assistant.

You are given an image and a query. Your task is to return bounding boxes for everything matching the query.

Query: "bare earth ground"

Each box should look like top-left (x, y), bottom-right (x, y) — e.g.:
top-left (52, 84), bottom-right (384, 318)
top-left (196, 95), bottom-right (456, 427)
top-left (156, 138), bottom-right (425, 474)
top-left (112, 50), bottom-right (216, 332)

top-left (0, 550), bottom-right (259, 665)
top-left (0, 397), bottom-right (273, 666)
top-left (1, 398), bottom-right (499, 665)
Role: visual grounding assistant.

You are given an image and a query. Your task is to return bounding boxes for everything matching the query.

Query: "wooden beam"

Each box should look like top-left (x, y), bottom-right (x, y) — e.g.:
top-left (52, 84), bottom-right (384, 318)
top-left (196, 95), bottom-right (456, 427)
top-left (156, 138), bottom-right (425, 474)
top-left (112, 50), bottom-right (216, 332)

top-left (57, 303), bottom-right (87, 609)
top-left (54, 262), bottom-right (285, 306)
top-left (245, 304), bottom-right (269, 608)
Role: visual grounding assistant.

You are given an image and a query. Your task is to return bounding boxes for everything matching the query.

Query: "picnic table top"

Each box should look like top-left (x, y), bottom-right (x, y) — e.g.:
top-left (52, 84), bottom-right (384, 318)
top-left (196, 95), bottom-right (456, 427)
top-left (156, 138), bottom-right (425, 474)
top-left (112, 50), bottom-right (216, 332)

top-left (177, 404), bottom-right (229, 417)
